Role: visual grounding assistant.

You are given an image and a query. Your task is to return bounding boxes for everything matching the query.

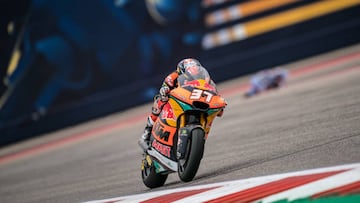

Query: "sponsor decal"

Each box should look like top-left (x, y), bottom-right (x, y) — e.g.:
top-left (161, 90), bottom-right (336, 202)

top-left (204, 82), bottom-right (217, 92)
top-left (183, 80), bottom-right (200, 87)
top-left (161, 103), bottom-right (176, 121)
top-left (153, 122), bottom-right (170, 142)
top-left (153, 120), bottom-right (177, 146)
top-left (183, 80), bottom-right (217, 92)
top-left (152, 139), bottom-right (171, 158)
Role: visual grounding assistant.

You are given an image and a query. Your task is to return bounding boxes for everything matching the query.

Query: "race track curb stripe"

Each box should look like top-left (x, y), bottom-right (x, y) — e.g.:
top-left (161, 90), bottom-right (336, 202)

top-left (312, 180), bottom-right (360, 199)
top-left (83, 163), bottom-right (360, 203)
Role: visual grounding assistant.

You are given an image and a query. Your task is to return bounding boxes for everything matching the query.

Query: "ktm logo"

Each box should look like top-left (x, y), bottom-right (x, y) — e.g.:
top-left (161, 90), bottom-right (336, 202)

top-left (153, 122), bottom-right (170, 142)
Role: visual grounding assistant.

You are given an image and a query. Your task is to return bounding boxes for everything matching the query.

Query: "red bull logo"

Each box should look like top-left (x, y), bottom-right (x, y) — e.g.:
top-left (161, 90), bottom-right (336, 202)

top-left (183, 80), bottom-right (216, 92)
top-left (161, 103), bottom-right (176, 121)
top-left (204, 83), bottom-right (216, 92)
top-left (183, 80), bottom-right (200, 87)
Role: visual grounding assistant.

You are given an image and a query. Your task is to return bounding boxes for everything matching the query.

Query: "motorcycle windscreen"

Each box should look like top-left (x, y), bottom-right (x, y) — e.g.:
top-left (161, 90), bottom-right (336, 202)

top-left (177, 66), bottom-right (217, 93)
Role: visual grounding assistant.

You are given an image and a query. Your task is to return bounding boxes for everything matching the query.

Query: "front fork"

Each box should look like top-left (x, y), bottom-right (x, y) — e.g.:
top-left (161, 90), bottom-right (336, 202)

top-left (176, 113), bottom-right (207, 159)
top-left (176, 125), bottom-right (204, 159)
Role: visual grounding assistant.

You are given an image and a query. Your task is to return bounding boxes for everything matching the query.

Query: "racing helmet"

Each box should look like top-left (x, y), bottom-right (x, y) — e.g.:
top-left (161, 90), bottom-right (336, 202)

top-left (176, 58), bottom-right (202, 74)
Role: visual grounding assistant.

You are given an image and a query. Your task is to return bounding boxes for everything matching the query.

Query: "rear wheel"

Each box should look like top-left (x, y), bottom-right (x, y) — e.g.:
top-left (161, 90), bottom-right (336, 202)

top-left (141, 155), bottom-right (168, 188)
top-left (178, 128), bottom-right (205, 182)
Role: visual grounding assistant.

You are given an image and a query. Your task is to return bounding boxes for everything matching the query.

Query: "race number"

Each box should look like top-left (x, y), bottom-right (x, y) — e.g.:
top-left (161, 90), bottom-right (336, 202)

top-left (190, 89), bottom-right (214, 102)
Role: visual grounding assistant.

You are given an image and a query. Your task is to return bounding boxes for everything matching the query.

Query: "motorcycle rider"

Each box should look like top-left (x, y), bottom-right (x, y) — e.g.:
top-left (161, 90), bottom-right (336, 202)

top-left (244, 67), bottom-right (289, 97)
top-left (138, 58), bottom-right (214, 150)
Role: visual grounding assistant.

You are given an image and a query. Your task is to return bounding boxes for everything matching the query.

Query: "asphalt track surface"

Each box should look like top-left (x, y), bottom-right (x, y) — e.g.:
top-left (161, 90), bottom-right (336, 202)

top-left (0, 45), bottom-right (360, 203)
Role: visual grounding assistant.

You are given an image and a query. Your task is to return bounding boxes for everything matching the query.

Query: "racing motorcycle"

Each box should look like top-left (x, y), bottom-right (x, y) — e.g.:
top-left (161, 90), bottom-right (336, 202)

top-left (141, 66), bottom-right (227, 188)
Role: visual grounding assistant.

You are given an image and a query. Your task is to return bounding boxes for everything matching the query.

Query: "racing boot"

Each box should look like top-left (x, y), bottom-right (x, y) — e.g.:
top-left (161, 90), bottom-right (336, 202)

top-left (138, 116), bottom-right (154, 151)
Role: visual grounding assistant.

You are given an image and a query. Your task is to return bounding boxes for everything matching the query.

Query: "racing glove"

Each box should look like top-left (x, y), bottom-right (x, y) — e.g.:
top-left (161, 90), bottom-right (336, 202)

top-left (159, 86), bottom-right (170, 101)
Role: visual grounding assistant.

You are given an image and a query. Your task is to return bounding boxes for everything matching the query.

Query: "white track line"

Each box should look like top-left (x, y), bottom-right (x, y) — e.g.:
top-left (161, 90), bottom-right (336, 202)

top-left (83, 163), bottom-right (360, 203)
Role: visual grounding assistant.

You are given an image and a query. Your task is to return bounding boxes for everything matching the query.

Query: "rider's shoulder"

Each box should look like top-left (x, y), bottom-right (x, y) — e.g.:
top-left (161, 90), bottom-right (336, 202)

top-left (166, 71), bottom-right (179, 79)
top-left (164, 71), bottom-right (179, 87)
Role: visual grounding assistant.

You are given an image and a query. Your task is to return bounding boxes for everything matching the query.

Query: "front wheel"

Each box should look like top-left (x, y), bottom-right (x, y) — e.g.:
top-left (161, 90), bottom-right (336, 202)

top-left (141, 155), bottom-right (168, 188)
top-left (178, 128), bottom-right (205, 182)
